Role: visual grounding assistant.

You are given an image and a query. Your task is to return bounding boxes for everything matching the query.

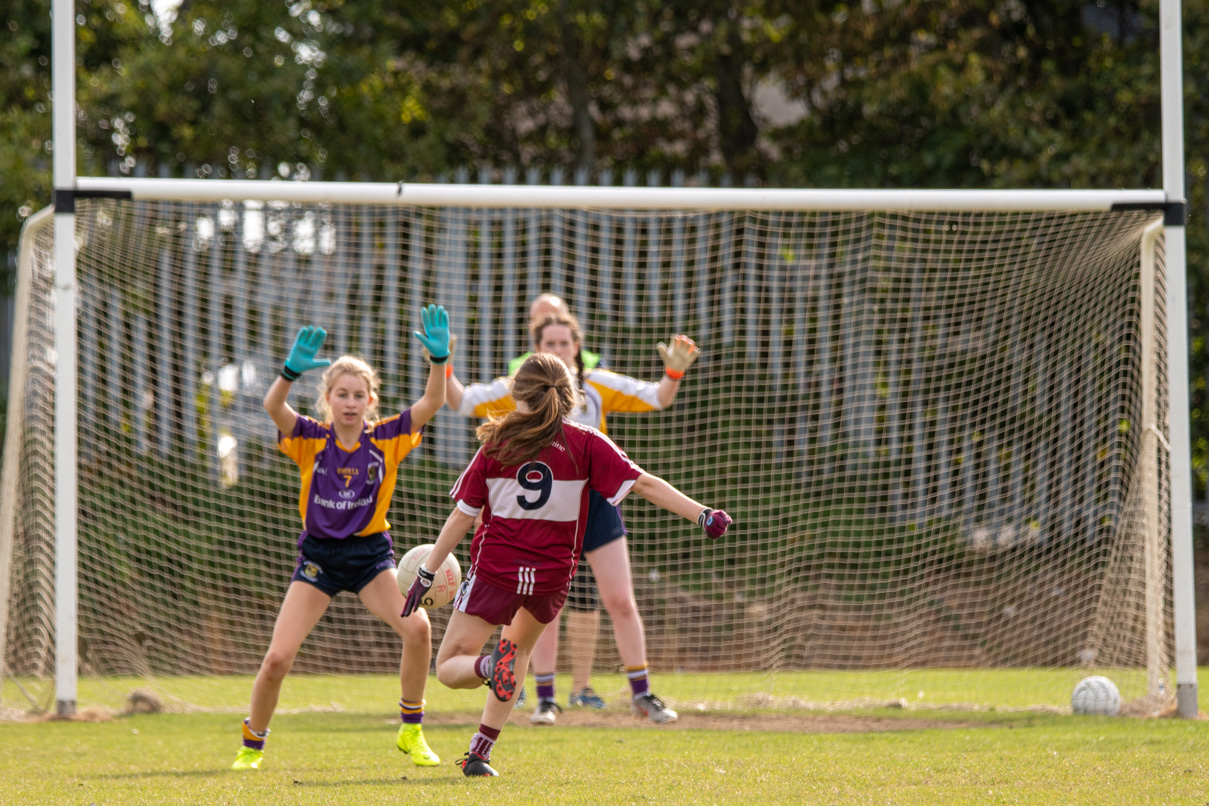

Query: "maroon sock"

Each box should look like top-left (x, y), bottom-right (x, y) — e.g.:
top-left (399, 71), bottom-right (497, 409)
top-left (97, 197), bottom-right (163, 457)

top-left (469, 723), bottom-right (501, 759)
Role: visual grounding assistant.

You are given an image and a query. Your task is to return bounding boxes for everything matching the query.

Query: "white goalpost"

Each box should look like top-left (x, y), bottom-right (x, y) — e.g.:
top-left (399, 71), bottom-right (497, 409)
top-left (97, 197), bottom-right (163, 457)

top-left (0, 180), bottom-right (1189, 717)
top-left (1158, 0), bottom-right (1198, 720)
top-left (3, 0), bottom-right (1194, 718)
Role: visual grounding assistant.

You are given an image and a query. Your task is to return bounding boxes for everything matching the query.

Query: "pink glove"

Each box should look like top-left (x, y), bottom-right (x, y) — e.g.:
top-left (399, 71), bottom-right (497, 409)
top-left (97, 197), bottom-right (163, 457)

top-left (401, 565), bottom-right (435, 617)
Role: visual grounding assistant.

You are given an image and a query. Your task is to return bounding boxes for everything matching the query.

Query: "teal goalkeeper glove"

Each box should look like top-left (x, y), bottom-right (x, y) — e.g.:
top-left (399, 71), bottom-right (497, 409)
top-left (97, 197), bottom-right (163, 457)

top-left (414, 304), bottom-right (451, 363)
top-left (420, 334), bottom-right (458, 366)
top-left (281, 326), bottom-right (332, 381)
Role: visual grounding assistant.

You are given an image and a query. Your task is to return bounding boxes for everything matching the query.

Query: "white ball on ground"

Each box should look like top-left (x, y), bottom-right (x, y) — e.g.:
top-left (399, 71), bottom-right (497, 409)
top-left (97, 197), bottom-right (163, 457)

top-left (1071, 675), bottom-right (1121, 716)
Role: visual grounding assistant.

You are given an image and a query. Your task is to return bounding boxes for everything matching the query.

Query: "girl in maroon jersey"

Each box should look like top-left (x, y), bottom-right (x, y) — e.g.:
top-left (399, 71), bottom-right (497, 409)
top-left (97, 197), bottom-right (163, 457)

top-left (401, 352), bottom-right (732, 777)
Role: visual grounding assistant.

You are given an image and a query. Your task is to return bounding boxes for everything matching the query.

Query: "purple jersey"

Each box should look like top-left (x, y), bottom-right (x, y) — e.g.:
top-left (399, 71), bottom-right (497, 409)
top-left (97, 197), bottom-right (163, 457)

top-left (450, 420), bottom-right (643, 595)
top-left (279, 412), bottom-right (423, 539)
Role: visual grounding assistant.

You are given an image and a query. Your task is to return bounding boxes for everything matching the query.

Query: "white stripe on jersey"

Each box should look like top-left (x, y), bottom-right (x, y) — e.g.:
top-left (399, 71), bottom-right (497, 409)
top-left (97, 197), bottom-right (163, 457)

top-left (485, 477), bottom-right (587, 521)
top-left (456, 499), bottom-right (482, 518)
top-left (608, 478), bottom-right (637, 507)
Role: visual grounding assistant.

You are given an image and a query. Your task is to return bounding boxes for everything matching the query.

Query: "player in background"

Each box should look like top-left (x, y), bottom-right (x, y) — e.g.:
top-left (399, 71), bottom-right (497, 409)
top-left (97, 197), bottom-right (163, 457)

top-left (231, 306), bottom-right (451, 771)
top-left (507, 292), bottom-right (602, 375)
top-left (446, 312), bottom-right (702, 725)
top-left (402, 353), bottom-right (732, 777)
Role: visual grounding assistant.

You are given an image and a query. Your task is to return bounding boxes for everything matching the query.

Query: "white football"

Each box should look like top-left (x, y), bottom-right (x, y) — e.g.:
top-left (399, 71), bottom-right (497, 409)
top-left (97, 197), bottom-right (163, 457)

top-left (397, 544), bottom-right (462, 609)
top-left (1071, 675), bottom-right (1121, 716)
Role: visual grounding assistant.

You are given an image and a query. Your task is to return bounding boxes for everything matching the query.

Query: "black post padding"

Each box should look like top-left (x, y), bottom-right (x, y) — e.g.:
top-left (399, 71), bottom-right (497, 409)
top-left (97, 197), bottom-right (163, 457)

top-left (53, 188), bottom-right (135, 214)
top-left (1110, 199), bottom-right (1188, 226)
top-left (53, 189), bottom-right (74, 214)
top-left (1164, 201), bottom-right (1188, 226)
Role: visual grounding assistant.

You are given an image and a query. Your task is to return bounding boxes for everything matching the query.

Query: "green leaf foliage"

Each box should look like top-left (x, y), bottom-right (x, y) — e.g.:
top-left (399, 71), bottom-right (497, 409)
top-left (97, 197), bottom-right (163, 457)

top-left (4, 0), bottom-right (1209, 492)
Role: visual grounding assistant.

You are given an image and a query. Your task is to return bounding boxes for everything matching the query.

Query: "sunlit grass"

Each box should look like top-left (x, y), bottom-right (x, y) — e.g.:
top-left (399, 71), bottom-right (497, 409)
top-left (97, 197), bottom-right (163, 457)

top-left (1, 707), bottom-right (1204, 805)
top-left (2, 666), bottom-right (1170, 719)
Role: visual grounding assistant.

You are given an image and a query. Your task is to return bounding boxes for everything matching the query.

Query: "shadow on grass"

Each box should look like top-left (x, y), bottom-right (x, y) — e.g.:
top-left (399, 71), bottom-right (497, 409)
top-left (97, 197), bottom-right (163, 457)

top-left (89, 769), bottom-right (469, 786)
top-left (90, 769), bottom-right (249, 779)
top-left (288, 777), bottom-right (469, 787)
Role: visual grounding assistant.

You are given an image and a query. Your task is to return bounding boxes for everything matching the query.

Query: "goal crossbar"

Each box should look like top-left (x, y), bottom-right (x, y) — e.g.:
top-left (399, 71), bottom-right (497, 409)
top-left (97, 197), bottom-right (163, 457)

top-left (74, 177), bottom-right (1170, 212)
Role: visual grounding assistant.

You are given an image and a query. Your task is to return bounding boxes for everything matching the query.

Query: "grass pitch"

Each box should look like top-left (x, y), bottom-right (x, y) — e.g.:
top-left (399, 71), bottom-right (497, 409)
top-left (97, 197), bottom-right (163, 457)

top-left (2, 672), bottom-right (1206, 804)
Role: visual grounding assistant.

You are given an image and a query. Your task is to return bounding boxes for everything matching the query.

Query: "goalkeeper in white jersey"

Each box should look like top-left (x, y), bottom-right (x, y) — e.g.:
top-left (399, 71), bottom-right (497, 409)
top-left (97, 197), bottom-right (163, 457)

top-left (447, 311), bottom-right (702, 724)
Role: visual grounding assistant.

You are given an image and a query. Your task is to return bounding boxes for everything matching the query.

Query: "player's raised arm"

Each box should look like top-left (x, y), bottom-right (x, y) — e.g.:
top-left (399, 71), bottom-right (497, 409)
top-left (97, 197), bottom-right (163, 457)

top-left (631, 473), bottom-right (732, 540)
top-left (446, 367), bottom-right (466, 411)
top-left (264, 325), bottom-right (332, 435)
top-left (417, 323), bottom-right (463, 411)
top-left (409, 304), bottom-right (451, 428)
top-left (655, 334), bottom-right (700, 408)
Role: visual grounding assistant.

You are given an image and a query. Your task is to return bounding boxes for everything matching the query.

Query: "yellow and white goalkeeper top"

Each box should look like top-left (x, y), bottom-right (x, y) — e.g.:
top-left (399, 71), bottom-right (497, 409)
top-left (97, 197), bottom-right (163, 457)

top-left (458, 368), bottom-right (664, 433)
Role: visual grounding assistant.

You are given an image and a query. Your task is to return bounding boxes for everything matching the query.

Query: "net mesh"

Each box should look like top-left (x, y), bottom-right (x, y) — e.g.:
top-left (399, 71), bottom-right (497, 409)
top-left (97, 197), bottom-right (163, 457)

top-left (2, 195), bottom-right (1173, 714)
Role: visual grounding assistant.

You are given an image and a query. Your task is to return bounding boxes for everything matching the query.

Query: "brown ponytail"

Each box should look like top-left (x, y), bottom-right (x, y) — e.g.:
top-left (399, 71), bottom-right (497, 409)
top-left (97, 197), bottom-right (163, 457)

top-left (477, 353), bottom-right (579, 466)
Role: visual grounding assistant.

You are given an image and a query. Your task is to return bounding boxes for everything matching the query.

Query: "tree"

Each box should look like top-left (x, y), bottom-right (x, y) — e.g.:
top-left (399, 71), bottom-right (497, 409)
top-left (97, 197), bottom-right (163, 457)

top-left (4, 0), bottom-right (1206, 493)
top-left (1, 1), bottom-right (56, 296)
top-left (764, 1), bottom-right (1162, 189)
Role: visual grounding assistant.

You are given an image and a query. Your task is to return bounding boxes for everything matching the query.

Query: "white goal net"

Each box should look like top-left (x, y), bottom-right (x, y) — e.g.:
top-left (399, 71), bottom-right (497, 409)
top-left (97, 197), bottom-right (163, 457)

top-left (1, 185), bottom-right (1174, 715)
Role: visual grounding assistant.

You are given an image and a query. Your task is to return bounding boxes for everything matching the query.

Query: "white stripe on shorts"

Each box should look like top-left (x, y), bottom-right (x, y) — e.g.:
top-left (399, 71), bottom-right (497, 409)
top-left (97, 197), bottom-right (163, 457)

top-left (516, 566), bottom-right (535, 595)
top-left (453, 574), bottom-right (475, 613)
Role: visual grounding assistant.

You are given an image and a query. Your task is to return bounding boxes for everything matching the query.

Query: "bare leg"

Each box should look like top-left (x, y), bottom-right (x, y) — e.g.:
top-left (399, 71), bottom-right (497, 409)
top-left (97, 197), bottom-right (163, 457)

top-left (566, 609), bottom-right (600, 692)
top-left (528, 609), bottom-right (562, 681)
top-left (480, 608), bottom-right (548, 729)
top-left (584, 538), bottom-right (678, 723)
top-left (357, 569), bottom-right (432, 704)
top-left (248, 582), bottom-right (331, 731)
top-left (436, 610), bottom-right (504, 689)
top-left (584, 537), bottom-right (646, 668)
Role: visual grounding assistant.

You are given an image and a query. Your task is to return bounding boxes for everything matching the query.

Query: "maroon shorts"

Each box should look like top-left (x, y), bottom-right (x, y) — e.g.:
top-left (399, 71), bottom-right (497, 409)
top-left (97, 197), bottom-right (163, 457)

top-left (453, 573), bottom-right (568, 625)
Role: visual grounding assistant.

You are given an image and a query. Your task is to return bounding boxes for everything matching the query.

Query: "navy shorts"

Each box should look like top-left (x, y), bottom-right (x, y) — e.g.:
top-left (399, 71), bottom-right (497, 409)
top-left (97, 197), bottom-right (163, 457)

top-left (293, 532), bottom-right (396, 597)
top-left (583, 490), bottom-right (626, 552)
top-left (565, 491), bottom-right (627, 611)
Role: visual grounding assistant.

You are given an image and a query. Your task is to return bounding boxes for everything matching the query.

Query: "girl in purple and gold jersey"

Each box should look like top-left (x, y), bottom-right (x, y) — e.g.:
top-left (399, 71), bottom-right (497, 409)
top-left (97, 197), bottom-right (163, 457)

top-left (231, 306), bottom-right (451, 772)
top-left (401, 352), bottom-right (732, 777)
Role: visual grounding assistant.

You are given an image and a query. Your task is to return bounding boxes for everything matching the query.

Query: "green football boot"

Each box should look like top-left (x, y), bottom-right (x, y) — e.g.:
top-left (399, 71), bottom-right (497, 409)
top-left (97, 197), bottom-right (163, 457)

top-left (230, 746), bottom-right (264, 770)
top-left (396, 723), bottom-right (440, 766)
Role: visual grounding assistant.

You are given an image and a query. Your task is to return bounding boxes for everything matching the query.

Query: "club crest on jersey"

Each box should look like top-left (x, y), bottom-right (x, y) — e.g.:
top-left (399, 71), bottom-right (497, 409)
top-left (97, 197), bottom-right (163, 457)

top-left (366, 463), bottom-right (379, 483)
top-left (301, 562), bottom-right (322, 580)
